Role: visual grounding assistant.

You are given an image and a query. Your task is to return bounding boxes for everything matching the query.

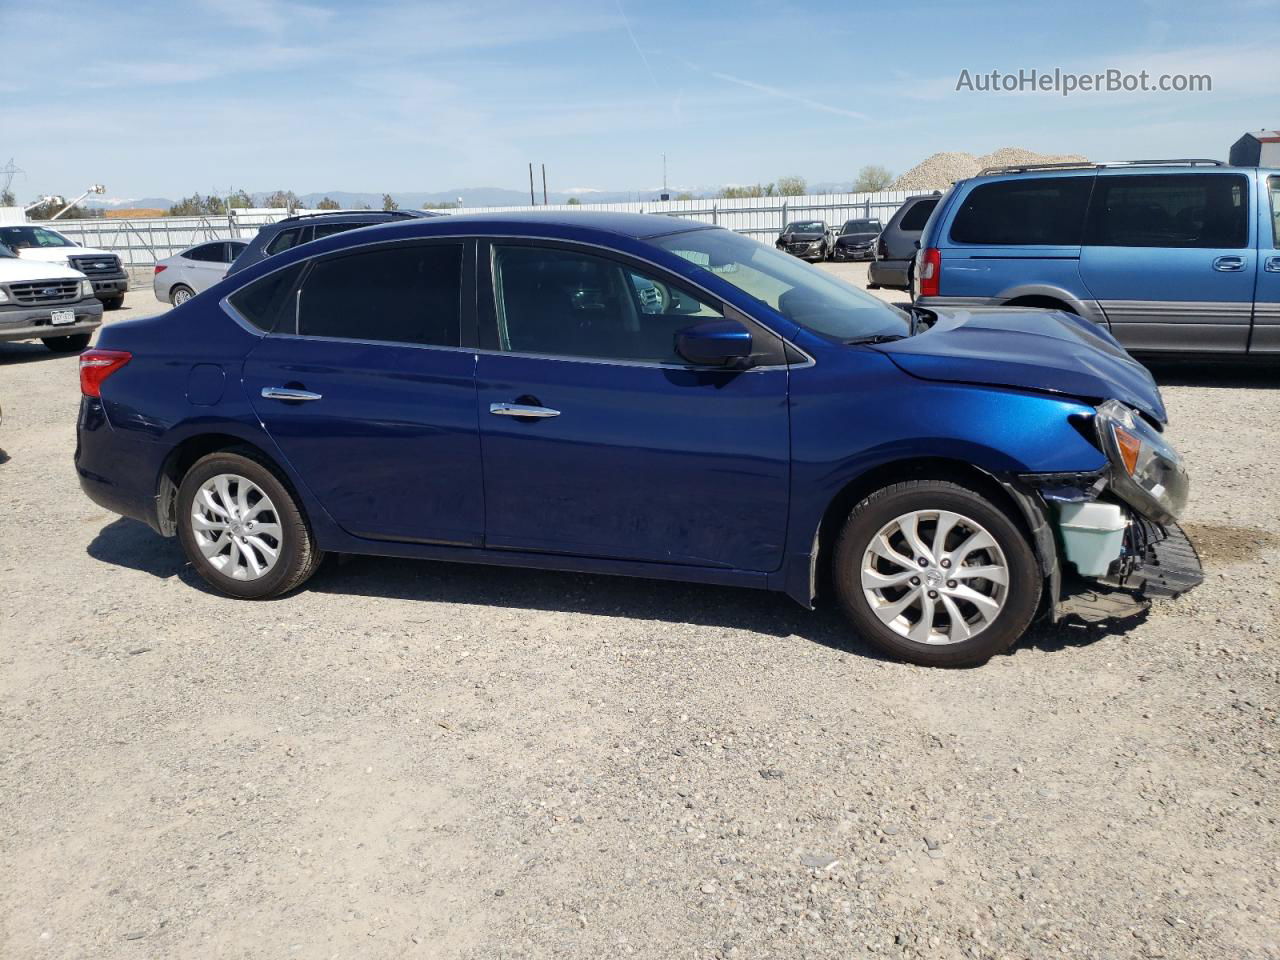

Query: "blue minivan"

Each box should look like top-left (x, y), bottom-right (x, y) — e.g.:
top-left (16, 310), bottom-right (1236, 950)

top-left (914, 160), bottom-right (1280, 355)
top-left (76, 212), bottom-right (1201, 667)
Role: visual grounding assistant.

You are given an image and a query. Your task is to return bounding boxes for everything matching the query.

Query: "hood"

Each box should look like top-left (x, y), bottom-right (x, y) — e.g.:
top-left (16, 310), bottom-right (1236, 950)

top-left (873, 306), bottom-right (1168, 423)
top-left (838, 232), bottom-right (877, 242)
top-left (0, 257), bottom-right (87, 282)
top-left (781, 232), bottom-right (824, 241)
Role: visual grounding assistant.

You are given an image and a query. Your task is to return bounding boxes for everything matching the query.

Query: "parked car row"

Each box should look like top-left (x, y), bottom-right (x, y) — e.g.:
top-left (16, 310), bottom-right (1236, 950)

top-left (775, 218), bottom-right (885, 262)
top-left (76, 209), bottom-right (1203, 668)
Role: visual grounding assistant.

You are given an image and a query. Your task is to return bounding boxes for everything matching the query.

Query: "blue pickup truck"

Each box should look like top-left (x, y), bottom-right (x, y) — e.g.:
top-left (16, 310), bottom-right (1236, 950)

top-left (913, 159), bottom-right (1280, 356)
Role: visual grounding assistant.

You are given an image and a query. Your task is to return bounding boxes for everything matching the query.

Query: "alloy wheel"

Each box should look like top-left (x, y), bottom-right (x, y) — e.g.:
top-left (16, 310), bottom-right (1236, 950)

top-left (860, 509), bottom-right (1009, 645)
top-left (190, 473), bottom-right (283, 581)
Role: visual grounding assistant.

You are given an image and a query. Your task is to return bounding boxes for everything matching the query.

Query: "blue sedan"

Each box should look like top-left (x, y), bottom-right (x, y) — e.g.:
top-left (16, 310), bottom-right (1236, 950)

top-left (75, 211), bottom-right (1201, 666)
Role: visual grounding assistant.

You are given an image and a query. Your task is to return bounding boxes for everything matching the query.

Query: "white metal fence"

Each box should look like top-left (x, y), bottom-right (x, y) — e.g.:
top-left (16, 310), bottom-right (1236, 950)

top-left (40, 191), bottom-right (913, 279)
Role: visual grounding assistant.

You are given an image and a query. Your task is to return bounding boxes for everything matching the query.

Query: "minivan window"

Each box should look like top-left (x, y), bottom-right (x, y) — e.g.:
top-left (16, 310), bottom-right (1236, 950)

top-left (652, 228), bottom-right (908, 341)
top-left (1085, 173), bottom-right (1249, 249)
top-left (897, 198), bottom-right (938, 232)
top-left (950, 177), bottom-right (1092, 245)
top-left (1268, 176), bottom-right (1280, 248)
top-left (297, 243), bottom-right (462, 346)
top-left (226, 262), bottom-right (305, 332)
top-left (492, 245), bottom-right (721, 363)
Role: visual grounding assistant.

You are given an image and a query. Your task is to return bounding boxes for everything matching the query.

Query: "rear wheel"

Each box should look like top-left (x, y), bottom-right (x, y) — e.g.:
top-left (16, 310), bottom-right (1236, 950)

top-left (833, 480), bottom-right (1041, 667)
top-left (42, 333), bottom-right (92, 353)
top-left (170, 284), bottom-right (195, 307)
top-left (176, 450), bottom-right (323, 599)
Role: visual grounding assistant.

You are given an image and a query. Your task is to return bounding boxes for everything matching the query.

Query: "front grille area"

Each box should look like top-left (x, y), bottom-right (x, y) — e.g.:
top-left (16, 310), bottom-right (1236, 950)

top-left (68, 254), bottom-right (122, 277)
top-left (6, 279), bottom-right (81, 306)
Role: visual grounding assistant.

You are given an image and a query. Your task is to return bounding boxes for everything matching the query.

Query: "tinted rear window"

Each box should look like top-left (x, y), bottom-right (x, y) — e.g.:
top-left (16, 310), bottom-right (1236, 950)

top-left (265, 228), bottom-right (303, 255)
top-left (950, 177), bottom-right (1091, 245)
top-left (227, 263), bottom-right (304, 332)
top-left (296, 243), bottom-right (462, 346)
top-left (897, 198), bottom-right (938, 232)
top-left (1085, 173), bottom-right (1249, 249)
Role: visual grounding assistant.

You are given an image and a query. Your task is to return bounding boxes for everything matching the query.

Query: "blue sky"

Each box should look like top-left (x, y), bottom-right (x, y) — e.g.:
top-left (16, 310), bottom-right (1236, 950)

top-left (1, 0), bottom-right (1276, 200)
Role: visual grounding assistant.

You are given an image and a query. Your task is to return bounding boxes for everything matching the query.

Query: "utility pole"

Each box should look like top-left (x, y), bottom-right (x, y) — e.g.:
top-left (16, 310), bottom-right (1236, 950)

top-left (541, 164), bottom-right (548, 205)
top-left (529, 163), bottom-right (535, 205)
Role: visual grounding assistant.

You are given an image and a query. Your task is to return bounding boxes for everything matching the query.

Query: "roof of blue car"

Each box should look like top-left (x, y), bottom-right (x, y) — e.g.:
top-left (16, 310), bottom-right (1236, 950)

top-left (379, 209), bottom-right (712, 240)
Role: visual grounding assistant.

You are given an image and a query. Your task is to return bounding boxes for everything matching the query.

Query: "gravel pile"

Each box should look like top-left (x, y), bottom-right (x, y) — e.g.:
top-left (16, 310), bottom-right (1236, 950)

top-left (891, 147), bottom-right (1090, 191)
top-left (1, 287), bottom-right (1277, 960)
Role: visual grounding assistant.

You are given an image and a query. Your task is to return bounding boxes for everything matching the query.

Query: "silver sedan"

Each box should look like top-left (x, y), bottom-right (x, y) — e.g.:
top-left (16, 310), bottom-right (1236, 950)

top-left (153, 240), bottom-right (248, 306)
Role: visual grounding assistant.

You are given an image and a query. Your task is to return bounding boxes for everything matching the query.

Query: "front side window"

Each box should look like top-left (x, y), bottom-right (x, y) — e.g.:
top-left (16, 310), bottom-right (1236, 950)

top-left (0, 225), bottom-right (74, 249)
top-left (651, 228), bottom-right (908, 342)
top-left (297, 243), bottom-right (462, 346)
top-left (1086, 173), bottom-right (1249, 249)
top-left (950, 177), bottom-right (1092, 245)
top-left (491, 245), bottom-right (721, 363)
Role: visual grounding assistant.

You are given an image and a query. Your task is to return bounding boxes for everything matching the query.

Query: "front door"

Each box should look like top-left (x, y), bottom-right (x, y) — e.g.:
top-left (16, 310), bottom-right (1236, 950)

top-left (475, 241), bottom-right (791, 572)
top-left (240, 239), bottom-right (485, 546)
top-left (1079, 171), bottom-right (1256, 353)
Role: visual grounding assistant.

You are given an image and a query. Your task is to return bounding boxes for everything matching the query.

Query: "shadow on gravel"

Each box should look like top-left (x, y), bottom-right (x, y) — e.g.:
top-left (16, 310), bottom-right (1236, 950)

top-left (1144, 359), bottom-right (1280, 389)
top-left (89, 518), bottom-right (1144, 663)
top-left (0, 447), bottom-right (9, 465)
top-left (0, 342), bottom-right (72, 366)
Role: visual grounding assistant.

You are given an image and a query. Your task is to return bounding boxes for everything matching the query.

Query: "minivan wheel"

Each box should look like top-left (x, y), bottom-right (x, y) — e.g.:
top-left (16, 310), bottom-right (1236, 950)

top-left (833, 480), bottom-right (1042, 667)
top-left (176, 450), bottom-right (323, 599)
top-left (42, 333), bottom-right (93, 352)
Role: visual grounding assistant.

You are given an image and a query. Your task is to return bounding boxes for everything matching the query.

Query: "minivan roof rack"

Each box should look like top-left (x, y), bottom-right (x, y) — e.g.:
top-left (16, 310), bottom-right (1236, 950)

top-left (976, 158), bottom-right (1226, 176)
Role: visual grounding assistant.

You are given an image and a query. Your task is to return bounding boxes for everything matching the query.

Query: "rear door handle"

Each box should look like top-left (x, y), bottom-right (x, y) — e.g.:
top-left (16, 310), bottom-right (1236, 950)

top-left (1212, 255), bottom-right (1246, 272)
top-left (261, 387), bottom-right (322, 402)
top-left (489, 402), bottom-right (560, 418)
top-left (1265, 256), bottom-right (1280, 273)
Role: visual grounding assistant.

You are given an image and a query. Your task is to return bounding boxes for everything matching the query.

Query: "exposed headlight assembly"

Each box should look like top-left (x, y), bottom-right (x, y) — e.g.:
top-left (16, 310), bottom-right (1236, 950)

top-left (1094, 399), bottom-right (1189, 524)
top-left (80, 279), bottom-right (93, 298)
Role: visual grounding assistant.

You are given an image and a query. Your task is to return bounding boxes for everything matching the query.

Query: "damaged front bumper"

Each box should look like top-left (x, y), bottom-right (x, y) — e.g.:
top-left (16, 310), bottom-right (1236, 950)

top-left (1005, 471), bottom-right (1204, 625)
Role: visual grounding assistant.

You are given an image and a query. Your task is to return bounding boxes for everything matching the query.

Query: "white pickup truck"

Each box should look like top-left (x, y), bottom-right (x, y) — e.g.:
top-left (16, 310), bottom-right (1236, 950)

top-left (0, 241), bottom-right (103, 352)
top-left (0, 223), bottom-right (129, 310)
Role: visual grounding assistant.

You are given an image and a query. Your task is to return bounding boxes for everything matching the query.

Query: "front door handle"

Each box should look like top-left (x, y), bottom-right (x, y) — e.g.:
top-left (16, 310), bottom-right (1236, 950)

top-left (1212, 255), bottom-right (1246, 272)
top-left (489, 402), bottom-right (560, 418)
top-left (1265, 256), bottom-right (1280, 274)
top-left (262, 387), bottom-right (322, 402)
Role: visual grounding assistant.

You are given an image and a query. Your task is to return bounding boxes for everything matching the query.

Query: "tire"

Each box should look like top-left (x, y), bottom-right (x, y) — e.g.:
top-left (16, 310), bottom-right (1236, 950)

top-left (176, 449), bottom-right (323, 599)
top-left (832, 479), bottom-right (1042, 667)
top-left (170, 285), bottom-right (195, 307)
top-left (42, 333), bottom-right (92, 353)
top-left (867, 283), bottom-right (881, 290)
top-left (103, 295), bottom-right (125, 311)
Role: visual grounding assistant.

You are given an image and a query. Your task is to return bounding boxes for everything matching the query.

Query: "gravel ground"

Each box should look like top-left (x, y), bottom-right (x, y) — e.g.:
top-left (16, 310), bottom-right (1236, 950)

top-left (1, 268), bottom-right (1277, 960)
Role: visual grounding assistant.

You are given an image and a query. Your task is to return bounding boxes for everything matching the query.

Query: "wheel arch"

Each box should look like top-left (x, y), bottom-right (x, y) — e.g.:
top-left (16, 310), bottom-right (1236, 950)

top-left (806, 456), bottom-right (1057, 612)
top-left (156, 433), bottom-right (294, 537)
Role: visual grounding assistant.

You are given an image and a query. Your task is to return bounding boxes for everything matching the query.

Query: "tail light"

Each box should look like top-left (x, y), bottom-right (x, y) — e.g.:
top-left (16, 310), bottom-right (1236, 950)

top-left (154, 264), bottom-right (167, 274)
top-left (876, 236), bottom-right (887, 259)
top-left (917, 248), bottom-right (941, 298)
top-left (79, 349), bottom-right (131, 397)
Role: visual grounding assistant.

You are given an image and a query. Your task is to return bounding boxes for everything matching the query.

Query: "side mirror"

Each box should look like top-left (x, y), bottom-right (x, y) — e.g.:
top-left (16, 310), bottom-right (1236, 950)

top-left (676, 319), bottom-right (753, 368)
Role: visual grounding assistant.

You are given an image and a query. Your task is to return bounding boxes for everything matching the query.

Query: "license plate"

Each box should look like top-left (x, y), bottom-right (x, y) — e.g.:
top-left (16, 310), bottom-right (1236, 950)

top-left (51, 310), bottom-right (75, 326)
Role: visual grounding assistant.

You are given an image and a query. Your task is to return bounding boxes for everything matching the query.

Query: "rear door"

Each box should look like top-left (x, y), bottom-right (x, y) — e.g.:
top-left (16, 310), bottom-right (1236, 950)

top-left (474, 240), bottom-right (791, 572)
top-left (1079, 171), bottom-right (1255, 353)
top-left (1251, 172), bottom-right (1280, 354)
top-left (240, 239), bottom-right (485, 546)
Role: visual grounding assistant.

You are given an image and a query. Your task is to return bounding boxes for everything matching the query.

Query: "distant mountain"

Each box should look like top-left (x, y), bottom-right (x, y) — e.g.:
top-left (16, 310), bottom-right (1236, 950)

top-left (83, 196), bottom-right (176, 210)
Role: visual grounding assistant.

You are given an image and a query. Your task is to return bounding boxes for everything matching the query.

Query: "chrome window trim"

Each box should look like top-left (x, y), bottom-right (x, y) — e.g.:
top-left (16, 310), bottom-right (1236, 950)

top-left (217, 229), bottom-right (816, 370)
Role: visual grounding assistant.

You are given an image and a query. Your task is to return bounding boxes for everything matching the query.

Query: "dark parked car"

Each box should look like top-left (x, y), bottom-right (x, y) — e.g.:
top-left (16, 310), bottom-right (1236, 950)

top-left (227, 209), bottom-right (442, 276)
top-left (775, 220), bottom-right (833, 261)
top-left (831, 219), bottom-right (882, 261)
top-left (76, 211), bottom-right (1201, 668)
top-left (867, 193), bottom-right (941, 290)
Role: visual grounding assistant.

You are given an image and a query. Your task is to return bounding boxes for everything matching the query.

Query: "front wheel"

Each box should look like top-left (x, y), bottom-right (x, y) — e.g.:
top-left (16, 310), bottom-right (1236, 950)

top-left (176, 450), bottom-right (323, 599)
top-left (833, 479), bottom-right (1042, 667)
top-left (42, 333), bottom-right (92, 352)
top-left (103, 295), bottom-right (125, 311)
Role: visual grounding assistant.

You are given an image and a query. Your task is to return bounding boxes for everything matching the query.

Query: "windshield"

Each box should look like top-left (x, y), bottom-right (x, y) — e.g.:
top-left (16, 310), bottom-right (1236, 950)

top-left (652, 228), bottom-right (909, 342)
top-left (0, 225), bottom-right (75, 250)
top-left (783, 221), bottom-right (825, 233)
top-left (841, 220), bottom-right (881, 234)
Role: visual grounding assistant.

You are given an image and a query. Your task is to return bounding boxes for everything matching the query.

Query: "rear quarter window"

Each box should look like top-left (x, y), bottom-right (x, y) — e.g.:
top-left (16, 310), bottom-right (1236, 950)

top-left (950, 177), bottom-right (1092, 245)
top-left (897, 198), bottom-right (938, 232)
top-left (226, 263), bottom-right (305, 332)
